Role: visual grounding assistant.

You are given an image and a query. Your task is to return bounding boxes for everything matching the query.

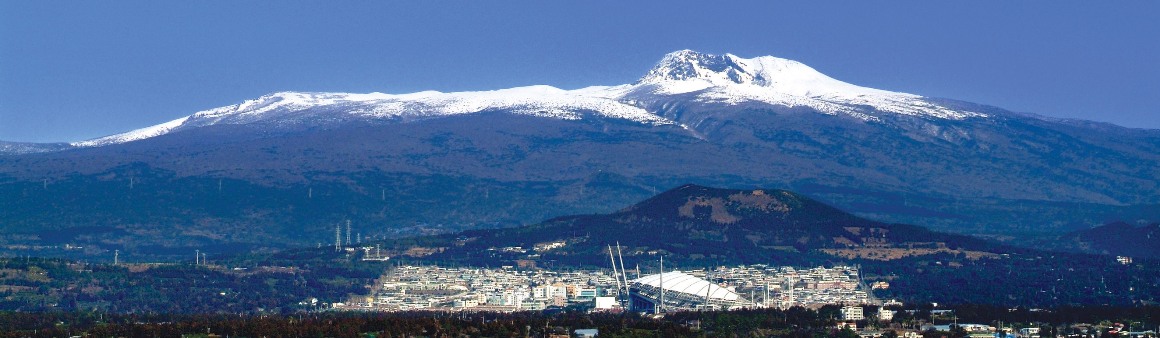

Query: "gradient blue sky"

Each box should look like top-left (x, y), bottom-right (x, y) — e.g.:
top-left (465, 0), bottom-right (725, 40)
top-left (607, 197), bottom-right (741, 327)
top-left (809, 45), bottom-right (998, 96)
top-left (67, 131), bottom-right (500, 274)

top-left (2, 1), bottom-right (1158, 142)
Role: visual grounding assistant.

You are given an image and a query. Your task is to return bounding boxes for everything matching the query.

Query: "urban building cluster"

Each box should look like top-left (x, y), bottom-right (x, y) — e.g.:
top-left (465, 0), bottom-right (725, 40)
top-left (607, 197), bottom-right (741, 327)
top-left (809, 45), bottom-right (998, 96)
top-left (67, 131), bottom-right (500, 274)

top-left (340, 265), bottom-right (620, 312)
top-left (337, 264), bottom-right (877, 313)
top-left (683, 264), bottom-right (874, 308)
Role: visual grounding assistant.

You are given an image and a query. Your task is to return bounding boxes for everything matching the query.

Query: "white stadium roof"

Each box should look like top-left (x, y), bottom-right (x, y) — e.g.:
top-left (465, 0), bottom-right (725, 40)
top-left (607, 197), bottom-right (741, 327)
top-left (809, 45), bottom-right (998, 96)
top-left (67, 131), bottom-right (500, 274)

top-left (630, 271), bottom-right (740, 301)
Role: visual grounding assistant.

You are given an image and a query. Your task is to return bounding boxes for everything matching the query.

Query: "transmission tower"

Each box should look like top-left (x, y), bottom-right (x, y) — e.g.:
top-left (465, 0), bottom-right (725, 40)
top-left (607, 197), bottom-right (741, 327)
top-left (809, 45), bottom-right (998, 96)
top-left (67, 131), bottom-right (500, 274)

top-left (346, 220), bottom-right (352, 246)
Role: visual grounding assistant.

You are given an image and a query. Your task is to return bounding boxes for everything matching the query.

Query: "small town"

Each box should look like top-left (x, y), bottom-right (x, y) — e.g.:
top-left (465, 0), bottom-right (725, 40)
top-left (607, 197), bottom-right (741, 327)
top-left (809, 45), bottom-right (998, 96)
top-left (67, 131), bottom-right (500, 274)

top-left (329, 264), bottom-right (1159, 337)
top-left (337, 264), bottom-right (874, 313)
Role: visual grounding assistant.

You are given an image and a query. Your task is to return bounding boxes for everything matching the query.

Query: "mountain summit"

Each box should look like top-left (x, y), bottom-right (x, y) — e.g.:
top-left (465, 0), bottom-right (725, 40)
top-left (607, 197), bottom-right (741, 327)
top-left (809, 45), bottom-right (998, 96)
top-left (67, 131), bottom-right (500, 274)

top-left (393, 184), bottom-right (998, 267)
top-left (640, 50), bottom-right (793, 85)
top-left (640, 49), bottom-right (865, 92)
top-left (616, 50), bottom-right (981, 120)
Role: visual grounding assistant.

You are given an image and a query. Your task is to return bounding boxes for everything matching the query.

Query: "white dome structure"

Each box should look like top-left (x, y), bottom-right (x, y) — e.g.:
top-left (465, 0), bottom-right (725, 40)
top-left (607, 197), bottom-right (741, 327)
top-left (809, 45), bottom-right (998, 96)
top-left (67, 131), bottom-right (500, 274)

top-left (629, 271), bottom-right (754, 313)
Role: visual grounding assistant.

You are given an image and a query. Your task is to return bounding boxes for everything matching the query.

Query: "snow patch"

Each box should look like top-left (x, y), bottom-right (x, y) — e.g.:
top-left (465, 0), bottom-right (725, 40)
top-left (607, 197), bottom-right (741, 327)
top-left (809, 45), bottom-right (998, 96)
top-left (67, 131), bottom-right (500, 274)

top-left (71, 116), bottom-right (191, 147)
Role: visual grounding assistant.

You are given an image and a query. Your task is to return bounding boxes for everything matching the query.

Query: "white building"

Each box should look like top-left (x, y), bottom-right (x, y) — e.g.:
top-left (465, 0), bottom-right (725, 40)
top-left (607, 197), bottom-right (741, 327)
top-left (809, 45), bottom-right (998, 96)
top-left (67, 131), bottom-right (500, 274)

top-left (1019, 327), bottom-right (1041, 338)
top-left (629, 271), bottom-right (754, 313)
top-left (594, 296), bottom-right (619, 310)
top-left (878, 309), bottom-right (895, 321)
top-left (841, 305), bottom-right (864, 321)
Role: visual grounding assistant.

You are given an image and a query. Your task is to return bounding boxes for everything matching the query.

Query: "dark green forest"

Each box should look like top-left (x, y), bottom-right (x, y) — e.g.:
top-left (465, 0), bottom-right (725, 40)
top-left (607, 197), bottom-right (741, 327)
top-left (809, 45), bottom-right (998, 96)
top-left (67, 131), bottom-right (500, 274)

top-left (4, 305), bottom-right (1160, 338)
top-left (0, 255), bottom-right (377, 315)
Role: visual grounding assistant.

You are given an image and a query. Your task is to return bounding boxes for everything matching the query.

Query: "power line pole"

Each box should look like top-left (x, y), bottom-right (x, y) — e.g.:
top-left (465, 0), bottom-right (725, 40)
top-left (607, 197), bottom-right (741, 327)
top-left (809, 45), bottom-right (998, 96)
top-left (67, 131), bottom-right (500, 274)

top-left (346, 220), bottom-right (352, 246)
top-left (335, 225), bottom-right (341, 252)
top-left (114, 250), bottom-right (119, 265)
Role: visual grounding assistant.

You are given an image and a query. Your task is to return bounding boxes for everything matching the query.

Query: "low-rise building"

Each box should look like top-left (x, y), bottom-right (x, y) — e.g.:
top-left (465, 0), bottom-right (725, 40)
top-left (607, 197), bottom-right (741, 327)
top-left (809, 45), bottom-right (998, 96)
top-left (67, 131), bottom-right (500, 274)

top-left (841, 305), bottom-right (864, 321)
top-left (594, 296), bottom-right (619, 310)
top-left (574, 329), bottom-right (599, 338)
top-left (878, 309), bottom-right (895, 321)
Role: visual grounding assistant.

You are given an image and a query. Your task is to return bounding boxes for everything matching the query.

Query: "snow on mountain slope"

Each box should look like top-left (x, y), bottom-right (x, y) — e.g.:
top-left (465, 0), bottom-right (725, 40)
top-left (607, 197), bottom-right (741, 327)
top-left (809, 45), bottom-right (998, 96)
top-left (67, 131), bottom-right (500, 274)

top-left (69, 50), bottom-right (985, 148)
top-left (181, 86), bottom-right (671, 125)
top-left (71, 116), bottom-right (191, 147)
top-left (70, 86), bottom-right (675, 148)
top-left (0, 141), bottom-right (73, 155)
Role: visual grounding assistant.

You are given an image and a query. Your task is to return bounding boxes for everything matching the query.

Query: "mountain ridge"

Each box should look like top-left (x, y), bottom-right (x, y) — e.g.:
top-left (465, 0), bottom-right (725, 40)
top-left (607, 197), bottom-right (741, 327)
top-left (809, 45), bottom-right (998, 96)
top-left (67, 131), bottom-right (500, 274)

top-left (7, 50), bottom-right (994, 152)
top-left (1043, 221), bottom-right (1160, 259)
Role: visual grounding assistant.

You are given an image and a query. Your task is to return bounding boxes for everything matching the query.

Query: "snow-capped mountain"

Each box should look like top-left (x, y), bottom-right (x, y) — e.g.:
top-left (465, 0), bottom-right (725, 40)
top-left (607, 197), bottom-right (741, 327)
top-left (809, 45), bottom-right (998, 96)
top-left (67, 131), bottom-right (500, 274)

top-left (2, 50), bottom-right (1159, 255)
top-left (68, 50), bottom-right (983, 149)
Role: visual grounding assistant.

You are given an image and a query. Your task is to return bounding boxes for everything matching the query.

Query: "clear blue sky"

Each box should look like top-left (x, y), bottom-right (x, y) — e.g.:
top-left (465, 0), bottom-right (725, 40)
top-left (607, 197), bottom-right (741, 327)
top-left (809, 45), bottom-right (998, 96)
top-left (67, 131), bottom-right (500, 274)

top-left (2, 1), bottom-right (1158, 142)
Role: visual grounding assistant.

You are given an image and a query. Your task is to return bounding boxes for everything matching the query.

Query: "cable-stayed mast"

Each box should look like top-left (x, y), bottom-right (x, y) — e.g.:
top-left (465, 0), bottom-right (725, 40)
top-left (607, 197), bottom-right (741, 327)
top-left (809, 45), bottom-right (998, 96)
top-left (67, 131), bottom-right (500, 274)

top-left (616, 242), bottom-right (630, 309)
top-left (608, 245), bottom-right (622, 302)
top-left (616, 242), bottom-right (628, 289)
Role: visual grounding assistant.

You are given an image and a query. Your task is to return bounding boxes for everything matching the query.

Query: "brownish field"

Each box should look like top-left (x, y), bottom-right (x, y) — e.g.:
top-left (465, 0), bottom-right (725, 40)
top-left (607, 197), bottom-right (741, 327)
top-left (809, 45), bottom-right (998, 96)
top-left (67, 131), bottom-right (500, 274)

top-left (403, 247), bottom-right (446, 257)
top-left (819, 247), bottom-right (1000, 261)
